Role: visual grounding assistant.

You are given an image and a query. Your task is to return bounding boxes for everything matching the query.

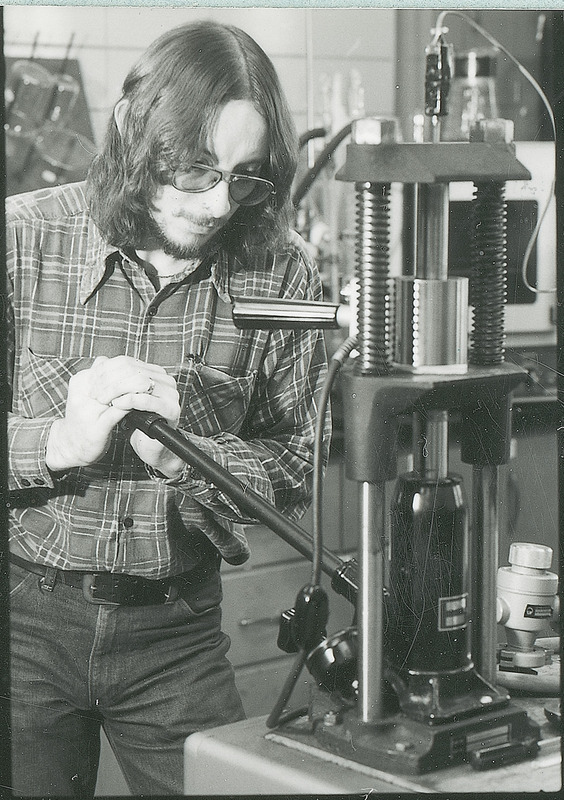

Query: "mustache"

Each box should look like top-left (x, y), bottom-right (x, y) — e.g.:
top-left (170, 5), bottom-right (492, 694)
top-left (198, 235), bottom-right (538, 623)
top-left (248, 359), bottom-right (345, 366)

top-left (172, 209), bottom-right (218, 227)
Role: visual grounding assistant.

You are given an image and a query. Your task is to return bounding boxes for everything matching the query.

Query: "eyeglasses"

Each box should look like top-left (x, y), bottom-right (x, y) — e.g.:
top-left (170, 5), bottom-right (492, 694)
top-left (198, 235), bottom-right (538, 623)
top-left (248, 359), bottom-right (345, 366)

top-left (172, 163), bottom-right (275, 207)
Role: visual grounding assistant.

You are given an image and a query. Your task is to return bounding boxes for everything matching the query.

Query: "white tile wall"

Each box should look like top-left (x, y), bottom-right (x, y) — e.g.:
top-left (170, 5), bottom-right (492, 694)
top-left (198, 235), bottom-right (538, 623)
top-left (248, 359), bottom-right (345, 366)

top-left (4, 6), bottom-right (397, 147)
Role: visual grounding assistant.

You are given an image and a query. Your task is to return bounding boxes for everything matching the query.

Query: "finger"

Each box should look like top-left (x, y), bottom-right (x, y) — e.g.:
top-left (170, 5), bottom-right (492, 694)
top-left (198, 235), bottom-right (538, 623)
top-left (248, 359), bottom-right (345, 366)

top-left (99, 404), bottom-right (132, 425)
top-left (92, 355), bottom-right (110, 365)
top-left (96, 371), bottom-right (165, 406)
top-left (108, 392), bottom-right (174, 415)
top-left (98, 356), bottom-right (168, 381)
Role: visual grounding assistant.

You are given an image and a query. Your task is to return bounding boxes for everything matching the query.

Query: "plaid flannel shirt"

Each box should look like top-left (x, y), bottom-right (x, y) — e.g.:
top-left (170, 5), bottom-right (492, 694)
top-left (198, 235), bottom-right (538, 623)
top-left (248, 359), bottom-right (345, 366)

top-left (6, 182), bottom-right (330, 577)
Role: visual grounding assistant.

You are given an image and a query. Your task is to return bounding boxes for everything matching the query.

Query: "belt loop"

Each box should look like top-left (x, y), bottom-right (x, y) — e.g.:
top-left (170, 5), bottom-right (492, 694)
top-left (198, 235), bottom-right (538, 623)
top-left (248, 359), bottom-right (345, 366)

top-left (164, 583), bottom-right (180, 604)
top-left (39, 567), bottom-right (57, 592)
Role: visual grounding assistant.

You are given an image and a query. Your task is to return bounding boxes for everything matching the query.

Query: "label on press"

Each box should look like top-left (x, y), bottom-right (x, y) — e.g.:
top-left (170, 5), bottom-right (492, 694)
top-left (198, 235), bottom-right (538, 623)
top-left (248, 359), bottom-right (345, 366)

top-left (524, 604), bottom-right (553, 619)
top-left (438, 593), bottom-right (468, 631)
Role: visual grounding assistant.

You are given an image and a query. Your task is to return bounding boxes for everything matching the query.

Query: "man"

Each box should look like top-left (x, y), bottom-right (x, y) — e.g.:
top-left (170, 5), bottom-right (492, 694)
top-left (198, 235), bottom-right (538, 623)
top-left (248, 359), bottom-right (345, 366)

top-left (7, 20), bottom-right (330, 796)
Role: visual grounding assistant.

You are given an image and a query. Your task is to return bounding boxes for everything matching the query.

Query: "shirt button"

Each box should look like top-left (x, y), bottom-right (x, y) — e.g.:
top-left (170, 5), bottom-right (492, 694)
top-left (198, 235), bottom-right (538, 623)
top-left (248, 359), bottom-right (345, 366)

top-left (147, 307), bottom-right (157, 317)
top-left (122, 517), bottom-right (134, 529)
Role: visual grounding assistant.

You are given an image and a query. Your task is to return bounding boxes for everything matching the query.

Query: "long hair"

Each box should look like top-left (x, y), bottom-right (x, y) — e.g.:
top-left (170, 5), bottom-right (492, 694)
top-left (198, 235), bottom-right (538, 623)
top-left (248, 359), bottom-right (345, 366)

top-left (87, 21), bottom-right (298, 262)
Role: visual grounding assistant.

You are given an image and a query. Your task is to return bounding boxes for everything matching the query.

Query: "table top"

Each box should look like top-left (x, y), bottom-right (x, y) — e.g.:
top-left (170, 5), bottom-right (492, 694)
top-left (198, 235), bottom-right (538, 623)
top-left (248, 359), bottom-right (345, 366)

top-left (185, 696), bottom-right (561, 795)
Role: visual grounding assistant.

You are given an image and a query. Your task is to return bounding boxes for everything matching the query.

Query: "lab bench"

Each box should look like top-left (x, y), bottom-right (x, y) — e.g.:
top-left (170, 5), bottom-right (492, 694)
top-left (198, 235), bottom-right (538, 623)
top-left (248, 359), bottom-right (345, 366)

top-left (183, 695), bottom-right (561, 795)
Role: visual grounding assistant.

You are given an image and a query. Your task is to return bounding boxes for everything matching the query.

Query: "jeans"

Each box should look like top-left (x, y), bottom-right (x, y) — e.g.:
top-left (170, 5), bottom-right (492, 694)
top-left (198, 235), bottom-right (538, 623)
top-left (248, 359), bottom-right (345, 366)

top-left (9, 559), bottom-right (245, 796)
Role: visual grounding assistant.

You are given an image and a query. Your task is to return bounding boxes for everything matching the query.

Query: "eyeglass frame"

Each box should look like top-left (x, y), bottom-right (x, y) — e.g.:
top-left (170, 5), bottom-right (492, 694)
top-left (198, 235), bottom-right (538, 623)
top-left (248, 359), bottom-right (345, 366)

top-left (171, 162), bottom-right (275, 206)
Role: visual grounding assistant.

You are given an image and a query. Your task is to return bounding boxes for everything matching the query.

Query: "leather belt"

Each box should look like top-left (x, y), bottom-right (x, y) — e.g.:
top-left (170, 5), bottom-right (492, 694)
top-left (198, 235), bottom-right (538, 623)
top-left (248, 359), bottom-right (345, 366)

top-left (10, 552), bottom-right (218, 606)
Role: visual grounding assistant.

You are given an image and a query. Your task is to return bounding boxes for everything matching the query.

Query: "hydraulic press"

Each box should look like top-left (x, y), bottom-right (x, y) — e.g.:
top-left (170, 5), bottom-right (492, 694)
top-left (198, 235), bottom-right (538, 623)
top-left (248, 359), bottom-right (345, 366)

top-left (129, 24), bottom-right (557, 780)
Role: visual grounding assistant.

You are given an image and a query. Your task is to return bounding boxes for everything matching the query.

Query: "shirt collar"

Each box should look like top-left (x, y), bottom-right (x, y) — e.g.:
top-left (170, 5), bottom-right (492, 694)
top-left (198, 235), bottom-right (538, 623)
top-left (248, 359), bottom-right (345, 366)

top-left (210, 249), bottom-right (231, 303)
top-left (79, 221), bottom-right (122, 304)
top-left (80, 226), bottom-right (232, 305)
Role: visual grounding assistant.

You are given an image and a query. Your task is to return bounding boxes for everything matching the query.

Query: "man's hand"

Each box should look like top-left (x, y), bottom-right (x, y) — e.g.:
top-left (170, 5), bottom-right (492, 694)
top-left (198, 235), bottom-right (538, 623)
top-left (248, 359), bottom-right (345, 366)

top-left (46, 356), bottom-right (184, 477)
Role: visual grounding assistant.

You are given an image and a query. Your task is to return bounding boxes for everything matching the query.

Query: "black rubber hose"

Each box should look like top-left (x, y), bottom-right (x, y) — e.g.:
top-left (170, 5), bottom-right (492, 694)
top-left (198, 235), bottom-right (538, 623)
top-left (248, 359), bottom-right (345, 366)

top-left (292, 122), bottom-right (352, 208)
top-left (299, 127), bottom-right (327, 150)
top-left (122, 410), bottom-right (344, 576)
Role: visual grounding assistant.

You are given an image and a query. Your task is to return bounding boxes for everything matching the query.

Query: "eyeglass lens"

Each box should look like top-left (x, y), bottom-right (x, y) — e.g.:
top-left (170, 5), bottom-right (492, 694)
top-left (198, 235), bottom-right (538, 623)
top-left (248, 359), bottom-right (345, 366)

top-left (174, 165), bottom-right (272, 206)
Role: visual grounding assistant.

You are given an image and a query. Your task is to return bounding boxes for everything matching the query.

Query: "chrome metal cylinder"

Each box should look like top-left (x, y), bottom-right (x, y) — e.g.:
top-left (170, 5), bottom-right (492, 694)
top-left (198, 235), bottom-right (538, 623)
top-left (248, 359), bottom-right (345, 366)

top-left (231, 298), bottom-right (347, 329)
top-left (413, 410), bottom-right (449, 479)
top-left (358, 482), bottom-right (386, 723)
top-left (471, 464), bottom-right (500, 684)
top-left (393, 276), bottom-right (468, 373)
top-left (416, 183), bottom-right (450, 280)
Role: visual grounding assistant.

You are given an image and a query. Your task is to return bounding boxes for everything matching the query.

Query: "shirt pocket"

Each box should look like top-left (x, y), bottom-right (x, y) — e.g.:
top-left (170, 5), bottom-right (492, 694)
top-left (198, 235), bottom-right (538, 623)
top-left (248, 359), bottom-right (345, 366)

top-left (16, 348), bottom-right (96, 419)
top-left (176, 359), bottom-right (258, 437)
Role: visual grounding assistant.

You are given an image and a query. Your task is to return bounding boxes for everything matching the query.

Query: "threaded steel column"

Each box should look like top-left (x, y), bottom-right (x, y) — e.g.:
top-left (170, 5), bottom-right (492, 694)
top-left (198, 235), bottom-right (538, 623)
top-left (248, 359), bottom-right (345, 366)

top-left (470, 182), bottom-right (508, 366)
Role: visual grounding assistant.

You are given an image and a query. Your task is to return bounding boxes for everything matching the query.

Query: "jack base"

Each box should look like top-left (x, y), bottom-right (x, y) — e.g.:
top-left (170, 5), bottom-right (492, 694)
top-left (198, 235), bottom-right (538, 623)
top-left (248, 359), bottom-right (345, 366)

top-left (274, 696), bottom-right (541, 774)
top-left (396, 665), bottom-right (511, 724)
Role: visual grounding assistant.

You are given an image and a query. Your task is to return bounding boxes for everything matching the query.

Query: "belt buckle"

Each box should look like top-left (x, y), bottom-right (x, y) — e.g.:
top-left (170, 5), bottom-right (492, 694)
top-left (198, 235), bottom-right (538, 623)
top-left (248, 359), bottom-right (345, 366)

top-left (82, 573), bottom-right (120, 605)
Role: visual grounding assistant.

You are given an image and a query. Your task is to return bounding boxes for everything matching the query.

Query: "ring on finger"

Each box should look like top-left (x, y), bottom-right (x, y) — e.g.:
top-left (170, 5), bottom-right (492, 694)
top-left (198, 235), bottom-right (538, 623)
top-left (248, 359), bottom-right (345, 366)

top-left (146, 377), bottom-right (155, 395)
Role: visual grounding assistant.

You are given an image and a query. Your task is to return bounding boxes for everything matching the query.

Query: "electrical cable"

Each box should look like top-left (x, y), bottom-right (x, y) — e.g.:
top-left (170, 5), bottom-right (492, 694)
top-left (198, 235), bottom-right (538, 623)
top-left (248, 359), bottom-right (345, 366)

top-left (434, 10), bottom-right (557, 294)
top-left (265, 649), bottom-right (309, 729)
top-left (265, 333), bottom-right (357, 730)
top-left (312, 335), bottom-right (358, 586)
top-left (299, 127), bottom-right (327, 150)
top-left (292, 122), bottom-right (353, 208)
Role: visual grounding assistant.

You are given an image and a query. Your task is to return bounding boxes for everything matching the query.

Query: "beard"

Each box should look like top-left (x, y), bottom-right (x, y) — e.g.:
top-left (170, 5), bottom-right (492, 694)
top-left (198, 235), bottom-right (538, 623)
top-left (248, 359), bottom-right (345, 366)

top-left (143, 214), bottom-right (227, 261)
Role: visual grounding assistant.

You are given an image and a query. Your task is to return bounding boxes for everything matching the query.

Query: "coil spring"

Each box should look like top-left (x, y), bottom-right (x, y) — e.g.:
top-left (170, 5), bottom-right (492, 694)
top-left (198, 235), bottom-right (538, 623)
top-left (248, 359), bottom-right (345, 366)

top-left (354, 182), bottom-right (391, 375)
top-left (469, 182), bottom-right (507, 365)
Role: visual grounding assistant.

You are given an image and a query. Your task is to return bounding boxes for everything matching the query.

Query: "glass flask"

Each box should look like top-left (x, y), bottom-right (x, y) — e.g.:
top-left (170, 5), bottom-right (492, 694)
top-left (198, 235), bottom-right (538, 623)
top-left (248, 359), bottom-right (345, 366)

top-left (5, 60), bottom-right (54, 138)
top-left (47, 73), bottom-right (80, 126)
top-left (441, 49), bottom-right (499, 142)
